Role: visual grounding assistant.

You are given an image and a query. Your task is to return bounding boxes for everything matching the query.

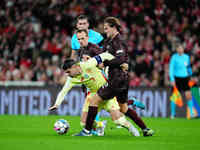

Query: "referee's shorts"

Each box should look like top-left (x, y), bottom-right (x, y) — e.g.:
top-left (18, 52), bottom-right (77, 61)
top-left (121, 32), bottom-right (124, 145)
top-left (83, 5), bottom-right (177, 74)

top-left (175, 76), bottom-right (191, 92)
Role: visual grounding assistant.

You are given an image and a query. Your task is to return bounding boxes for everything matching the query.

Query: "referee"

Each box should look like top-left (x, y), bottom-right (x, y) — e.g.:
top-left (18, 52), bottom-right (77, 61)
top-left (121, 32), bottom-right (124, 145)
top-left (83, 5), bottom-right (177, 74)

top-left (169, 43), bottom-right (194, 118)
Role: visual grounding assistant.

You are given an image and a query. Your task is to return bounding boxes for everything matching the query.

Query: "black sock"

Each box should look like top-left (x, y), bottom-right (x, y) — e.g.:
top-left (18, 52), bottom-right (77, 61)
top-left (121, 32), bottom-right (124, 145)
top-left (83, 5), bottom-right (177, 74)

top-left (125, 108), bottom-right (147, 130)
top-left (85, 106), bottom-right (98, 131)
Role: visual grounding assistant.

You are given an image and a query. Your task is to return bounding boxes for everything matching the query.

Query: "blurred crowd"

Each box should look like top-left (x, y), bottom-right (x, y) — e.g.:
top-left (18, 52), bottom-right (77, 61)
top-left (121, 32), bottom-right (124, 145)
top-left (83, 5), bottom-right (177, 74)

top-left (0, 0), bottom-right (200, 87)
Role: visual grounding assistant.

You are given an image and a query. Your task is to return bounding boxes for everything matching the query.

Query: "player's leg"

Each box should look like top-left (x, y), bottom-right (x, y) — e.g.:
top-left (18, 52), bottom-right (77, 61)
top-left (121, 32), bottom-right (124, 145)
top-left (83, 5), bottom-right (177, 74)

top-left (80, 111), bottom-right (87, 128)
top-left (119, 102), bottom-right (154, 136)
top-left (117, 88), bottom-right (154, 137)
top-left (81, 93), bottom-right (102, 123)
top-left (111, 110), bottom-right (140, 136)
top-left (177, 77), bottom-right (194, 118)
top-left (170, 100), bottom-right (176, 119)
top-left (75, 85), bottom-right (119, 136)
top-left (81, 108), bottom-right (106, 136)
top-left (185, 78), bottom-right (193, 118)
top-left (128, 96), bottom-right (145, 110)
top-left (85, 94), bottom-right (102, 129)
top-left (120, 102), bottom-right (146, 129)
top-left (117, 91), bottom-right (148, 131)
top-left (75, 93), bottom-right (103, 136)
top-left (185, 90), bottom-right (194, 118)
top-left (103, 98), bottom-right (139, 136)
top-left (80, 94), bottom-right (91, 128)
top-left (80, 93), bottom-right (106, 135)
top-left (85, 92), bottom-right (101, 122)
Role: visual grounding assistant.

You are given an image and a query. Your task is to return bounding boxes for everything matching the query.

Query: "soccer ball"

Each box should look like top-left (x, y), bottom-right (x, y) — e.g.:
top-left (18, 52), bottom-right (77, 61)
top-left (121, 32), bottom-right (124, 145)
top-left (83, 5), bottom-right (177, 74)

top-left (54, 119), bottom-right (69, 135)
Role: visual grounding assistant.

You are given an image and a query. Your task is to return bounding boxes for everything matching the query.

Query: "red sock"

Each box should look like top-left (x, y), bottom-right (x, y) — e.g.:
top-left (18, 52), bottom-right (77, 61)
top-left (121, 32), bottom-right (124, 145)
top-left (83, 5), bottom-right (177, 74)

top-left (125, 108), bottom-right (146, 130)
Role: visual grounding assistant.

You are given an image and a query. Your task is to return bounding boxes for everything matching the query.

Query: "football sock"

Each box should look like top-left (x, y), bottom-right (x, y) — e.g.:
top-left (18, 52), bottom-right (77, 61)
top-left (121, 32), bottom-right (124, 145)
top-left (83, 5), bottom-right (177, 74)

top-left (85, 106), bottom-right (98, 131)
top-left (125, 108), bottom-right (146, 130)
top-left (80, 122), bottom-right (85, 128)
top-left (187, 100), bottom-right (194, 116)
top-left (114, 116), bottom-right (131, 129)
top-left (170, 101), bottom-right (176, 117)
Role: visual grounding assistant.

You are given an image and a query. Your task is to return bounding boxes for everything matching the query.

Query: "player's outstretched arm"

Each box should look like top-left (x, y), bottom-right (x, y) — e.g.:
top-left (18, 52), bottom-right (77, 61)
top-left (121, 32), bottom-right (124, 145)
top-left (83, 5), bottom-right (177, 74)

top-left (48, 77), bottom-right (74, 111)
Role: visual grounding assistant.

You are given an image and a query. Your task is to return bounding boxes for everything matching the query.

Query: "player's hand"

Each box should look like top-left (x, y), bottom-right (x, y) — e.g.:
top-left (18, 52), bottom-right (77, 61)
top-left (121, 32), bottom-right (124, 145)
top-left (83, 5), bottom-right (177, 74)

top-left (48, 105), bottom-right (58, 111)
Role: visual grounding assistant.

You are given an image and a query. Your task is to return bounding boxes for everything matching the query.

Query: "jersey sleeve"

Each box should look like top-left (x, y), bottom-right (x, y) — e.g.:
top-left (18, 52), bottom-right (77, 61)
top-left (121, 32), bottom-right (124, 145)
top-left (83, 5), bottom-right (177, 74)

top-left (95, 32), bottom-right (104, 44)
top-left (105, 40), bottom-right (128, 67)
top-left (55, 77), bottom-right (75, 106)
top-left (81, 52), bottom-right (115, 69)
top-left (71, 35), bottom-right (79, 50)
top-left (90, 44), bottom-right (104, 56)
top-left (99, 52), bottom-right (115, 61)
top-left (187, 55), bottom-right (192, 76)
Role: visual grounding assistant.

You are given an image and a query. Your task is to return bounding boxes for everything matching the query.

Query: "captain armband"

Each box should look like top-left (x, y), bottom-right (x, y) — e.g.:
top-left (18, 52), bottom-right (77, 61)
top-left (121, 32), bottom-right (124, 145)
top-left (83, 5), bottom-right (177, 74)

top-left (94, 55), bottom-right (103, 64)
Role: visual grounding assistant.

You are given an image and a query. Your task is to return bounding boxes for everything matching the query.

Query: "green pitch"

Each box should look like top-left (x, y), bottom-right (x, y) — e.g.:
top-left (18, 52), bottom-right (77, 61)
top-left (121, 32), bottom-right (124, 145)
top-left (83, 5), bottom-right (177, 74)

top-left (0, 115), bottom-right (200, 150)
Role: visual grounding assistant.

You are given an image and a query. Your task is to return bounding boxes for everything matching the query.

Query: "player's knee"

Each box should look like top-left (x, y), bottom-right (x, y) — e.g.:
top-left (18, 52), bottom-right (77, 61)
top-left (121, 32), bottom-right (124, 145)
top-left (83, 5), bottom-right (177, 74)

top-left (110, 110), bottom-right (123, 121)
top-left (114, 116), bottom-right (127, 126)
top-left (90, 94), bottom-right (103, 106)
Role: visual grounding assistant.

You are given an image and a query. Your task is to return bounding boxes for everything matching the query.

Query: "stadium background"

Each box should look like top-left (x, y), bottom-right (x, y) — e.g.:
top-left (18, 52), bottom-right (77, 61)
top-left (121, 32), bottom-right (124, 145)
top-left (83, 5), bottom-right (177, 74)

top-left (0, 0), bottom-right (200, 117)
top-left (1, 1), bottom-right (200, 150)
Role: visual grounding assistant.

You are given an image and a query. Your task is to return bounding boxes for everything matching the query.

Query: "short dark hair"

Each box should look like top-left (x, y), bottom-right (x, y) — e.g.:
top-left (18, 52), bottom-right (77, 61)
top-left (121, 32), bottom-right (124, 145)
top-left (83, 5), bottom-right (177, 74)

top-left (76, 29), bottom-right (88, 36)
top-left (76, 14), bottom-right (89, 23)
top-left (62, 59), bottom-right (77, 70)
top-left (104, 17), bottom-right (121, 32)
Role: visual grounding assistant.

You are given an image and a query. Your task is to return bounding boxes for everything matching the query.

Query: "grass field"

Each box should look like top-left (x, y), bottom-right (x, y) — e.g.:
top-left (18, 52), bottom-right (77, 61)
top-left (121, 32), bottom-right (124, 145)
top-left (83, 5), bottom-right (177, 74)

top-left (0, 115), bottom-right (200, 150)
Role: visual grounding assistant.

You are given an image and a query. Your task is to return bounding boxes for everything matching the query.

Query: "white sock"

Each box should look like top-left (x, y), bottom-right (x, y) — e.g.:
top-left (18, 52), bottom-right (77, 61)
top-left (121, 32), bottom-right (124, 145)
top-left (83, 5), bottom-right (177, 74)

top-left (114, 116), bottom-right (140, 136)
top-left (80, 122), bottom-right (85, 128)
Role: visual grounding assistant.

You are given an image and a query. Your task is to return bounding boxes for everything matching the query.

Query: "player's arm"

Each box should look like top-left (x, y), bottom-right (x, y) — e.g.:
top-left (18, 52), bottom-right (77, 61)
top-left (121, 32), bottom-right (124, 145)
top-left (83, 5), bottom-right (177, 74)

top-left (90, 44), bottom-right (104, 56)
top-left (96, 52), bottom-right (128, 71)
top-left (71, 50), bottom-right (77, 60)
top-left (103, 49), bottom-right (127, 68)
top-left (70, 36), bottom-right (79, 60)
top-left (49, 77), bottom-right (74, 111)
top-left (82, 52), bottom-right (115, 69)
top-left (187, 55), bottom-right (193, 76)
top-left (96, 32), bottom-right (104, 47)
top-left (169, 55), bottom-right (175, 86)
top-left (91, 30), bottom-right (104, 47)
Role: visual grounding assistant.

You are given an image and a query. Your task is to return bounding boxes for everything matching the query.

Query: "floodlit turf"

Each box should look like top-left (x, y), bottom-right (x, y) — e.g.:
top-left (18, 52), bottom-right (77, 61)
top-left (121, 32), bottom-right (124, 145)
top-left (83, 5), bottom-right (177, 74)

top-left (0, 115), bottom-right (200, 150)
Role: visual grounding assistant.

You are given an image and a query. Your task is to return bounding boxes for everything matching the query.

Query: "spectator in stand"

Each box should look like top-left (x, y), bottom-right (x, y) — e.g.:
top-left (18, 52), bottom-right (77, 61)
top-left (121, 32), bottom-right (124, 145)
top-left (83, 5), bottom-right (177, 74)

top-left (0, 0), bottom-right (199, 86)
top-left (134, 55), bottom-right (149, 77)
